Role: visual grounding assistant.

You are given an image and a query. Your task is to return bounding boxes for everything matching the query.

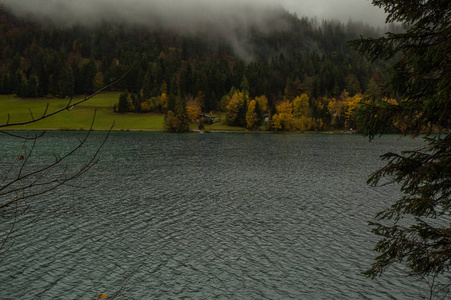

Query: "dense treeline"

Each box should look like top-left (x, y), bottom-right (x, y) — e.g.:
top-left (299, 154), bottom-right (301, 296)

top-left (0, 8), bottom-right (402, 131)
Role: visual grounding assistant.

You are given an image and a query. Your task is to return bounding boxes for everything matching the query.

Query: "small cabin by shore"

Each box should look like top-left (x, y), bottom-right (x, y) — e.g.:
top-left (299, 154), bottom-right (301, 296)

top-left (199, 114), bottom-right (216, 124)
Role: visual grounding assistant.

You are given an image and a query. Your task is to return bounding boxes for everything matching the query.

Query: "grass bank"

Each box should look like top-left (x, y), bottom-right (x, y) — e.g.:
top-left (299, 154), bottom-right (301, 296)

top-left (0, 93), bottom-right (245, 132)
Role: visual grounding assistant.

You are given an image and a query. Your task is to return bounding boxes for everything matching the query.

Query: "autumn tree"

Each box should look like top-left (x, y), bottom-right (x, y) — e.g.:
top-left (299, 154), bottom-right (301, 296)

top-left (186, 97), bottom-right (202, 123)
top-left (272, 100), bottom-right (294, 131)
top-left (351, 0), bottom-right (451, 297)
top-left (245, 100), bottom-right (259, 130)
top-left (293, 94), bottom-right (313, 131)
top-left (140, 100), bottom-right (151, 112)
top-left (254, 95), bottom-right (269, 114)
top-left (160, 93), bottom-right (168, 112)
top-left (344, 94), bottom-right (362, 130)
top-left (293, 94), bottom-right (309, 119)
top-left (226, 90), bottom-right (248, 127)
top-left (327, 96), bottom-right (345, 129)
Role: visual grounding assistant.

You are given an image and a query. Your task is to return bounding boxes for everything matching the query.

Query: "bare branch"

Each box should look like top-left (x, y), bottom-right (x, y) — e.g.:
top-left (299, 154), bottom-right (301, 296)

top-left (28, 108), bottom-right (35, 121)
top-left (0, 111), bottom-right (114, 210)
top-left (0, 130), bottom-right (46, 140)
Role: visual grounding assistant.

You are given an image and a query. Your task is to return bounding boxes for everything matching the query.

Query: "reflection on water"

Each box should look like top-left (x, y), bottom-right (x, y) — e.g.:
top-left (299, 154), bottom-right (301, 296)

top-left (0, 132), bottom-right (428, 299)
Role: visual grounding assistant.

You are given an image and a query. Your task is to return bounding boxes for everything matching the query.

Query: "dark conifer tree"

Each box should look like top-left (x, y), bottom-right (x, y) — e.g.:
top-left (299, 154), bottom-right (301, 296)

top-left (351, 0), bottom-right (451, 293)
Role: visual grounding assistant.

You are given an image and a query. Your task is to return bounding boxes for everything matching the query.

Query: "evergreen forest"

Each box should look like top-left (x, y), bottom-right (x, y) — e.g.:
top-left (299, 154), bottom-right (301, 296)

top-left (0, 8), bottom-right (404, 131)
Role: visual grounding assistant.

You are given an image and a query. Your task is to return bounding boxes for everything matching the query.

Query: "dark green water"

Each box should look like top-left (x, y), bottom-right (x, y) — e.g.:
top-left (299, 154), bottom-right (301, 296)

top-left (0, 132), bottom-right (432, 299)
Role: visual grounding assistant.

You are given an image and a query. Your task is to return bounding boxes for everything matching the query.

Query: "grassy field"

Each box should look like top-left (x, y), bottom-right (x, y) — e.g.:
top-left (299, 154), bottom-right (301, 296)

top-left (0, 93), bottom-right (245, 132)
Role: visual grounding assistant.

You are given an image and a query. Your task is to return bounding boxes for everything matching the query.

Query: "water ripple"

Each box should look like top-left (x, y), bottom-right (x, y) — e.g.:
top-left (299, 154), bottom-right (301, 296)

top-left (0, 133), bottom-right (436, 299)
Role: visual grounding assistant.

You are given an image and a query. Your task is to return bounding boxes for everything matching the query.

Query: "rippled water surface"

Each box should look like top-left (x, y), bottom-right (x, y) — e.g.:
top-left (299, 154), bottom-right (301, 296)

top-left (0, 132), bottom-right (430, 299)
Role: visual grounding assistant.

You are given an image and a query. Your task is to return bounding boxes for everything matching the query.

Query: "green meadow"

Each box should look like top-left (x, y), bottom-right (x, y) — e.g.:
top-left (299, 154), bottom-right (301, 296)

top-left (0, 93), bottom-right (244, 132)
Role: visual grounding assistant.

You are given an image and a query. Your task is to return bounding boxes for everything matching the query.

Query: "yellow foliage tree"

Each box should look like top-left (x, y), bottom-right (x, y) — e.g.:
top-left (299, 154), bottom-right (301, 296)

top-left (382, 98), bottom-right (398, 105)
top-left (327, 96), bottom-right (345, 127)
top-left (226, 91), bottom-right (248, 126)
top-left (272, 100), bottom-right (294, 131)
top-left (141, 100), bottom-right (151, 112)
top-left (246, 100), bottom-right (259, 129)
top-left (254, 95), bottom-right (268, 113)
top-left (295, 116), bottom-right (314, 131)
top-left (293, 94), bottom-right (313, 131)
top-left (327, 97), bottom-right (340, 117)
top-left (344, 94), bottom-right (362, 130)
top-left (312, 118), bottom-right (324, 130)
top-left (126, 95), bottom-right (135, 112)
top-left (293, 94), bottom-right (309, 119)
top-left (160, 93), bottom-right (168, 111)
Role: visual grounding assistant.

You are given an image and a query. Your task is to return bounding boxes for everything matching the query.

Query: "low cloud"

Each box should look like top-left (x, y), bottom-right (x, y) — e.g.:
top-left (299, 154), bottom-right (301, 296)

top-left (2, 0), bottom-right (387, 60)
top-left (281, 0), bottom-right (387, 27)
top-left (3, 0), bottom-right (282, 27)
top-left (3, 0), bottom-right (387, 28)
top-left (4, 0), bottom-right (294, 60)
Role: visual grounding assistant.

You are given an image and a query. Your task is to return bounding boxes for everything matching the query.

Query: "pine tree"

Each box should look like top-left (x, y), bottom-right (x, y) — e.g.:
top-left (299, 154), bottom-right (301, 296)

top-left (351, 0), bottom-right (451, 292)
top-left (117, 92), bottom-right (128, 113)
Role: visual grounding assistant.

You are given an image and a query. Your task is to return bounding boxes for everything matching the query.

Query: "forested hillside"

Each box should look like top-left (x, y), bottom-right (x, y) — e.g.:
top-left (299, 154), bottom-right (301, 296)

top-left (0, 8), bottom-right (403, 131)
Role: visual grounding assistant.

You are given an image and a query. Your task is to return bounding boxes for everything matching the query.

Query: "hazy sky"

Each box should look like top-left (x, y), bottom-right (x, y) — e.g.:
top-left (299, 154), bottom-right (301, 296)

top-left (3, 0), bottom-right (388, 60)
top-left (282, 0), bottom-right (387, 26)
top-left (3, 0), bottom-right (388, 27)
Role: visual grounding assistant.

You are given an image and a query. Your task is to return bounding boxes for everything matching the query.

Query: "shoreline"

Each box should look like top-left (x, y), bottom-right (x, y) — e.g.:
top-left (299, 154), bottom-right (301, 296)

top-left (2, 127), bottom-right (361, 134)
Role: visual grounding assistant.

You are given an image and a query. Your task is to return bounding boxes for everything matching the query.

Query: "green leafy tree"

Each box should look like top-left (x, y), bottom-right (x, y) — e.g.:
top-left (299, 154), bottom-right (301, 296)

top-left (365, 79), bottom-right (382, 100)
top-left (117, 92), bottom-right (129, 113)
top-left (240, 75), bottom-right (250, 95)
top-left (93, 72), bottom-right (105, 91)
top-left (16, 75), bottom-right (28, 98)
top-left (344, 74), bottom-right (361, 97)
top-left (79, 57), bottom-right (98, 94)
top-left (59, 67), bottom-right (75, 98)
top-left (351, 0), bottom-right (451, 295)
top-left (164, 96), bottom-right (190, 132)
top-left (27, 77), bottom-right (38, 98)
top-left (141, 68), bottom-right (153, 101)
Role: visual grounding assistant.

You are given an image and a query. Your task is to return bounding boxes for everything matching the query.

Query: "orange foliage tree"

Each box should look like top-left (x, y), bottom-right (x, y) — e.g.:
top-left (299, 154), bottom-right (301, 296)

top-left (186, 98), bottom-right (202, 122)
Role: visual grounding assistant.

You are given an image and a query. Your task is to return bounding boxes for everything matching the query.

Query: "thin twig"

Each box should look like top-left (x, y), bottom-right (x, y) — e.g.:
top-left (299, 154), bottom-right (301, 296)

top-left (0, 130), bottom-right (46, 140)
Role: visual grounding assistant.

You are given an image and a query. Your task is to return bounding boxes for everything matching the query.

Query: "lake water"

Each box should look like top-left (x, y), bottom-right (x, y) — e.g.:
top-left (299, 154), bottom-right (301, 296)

top-left (0, 132), bottom-right (432, 299)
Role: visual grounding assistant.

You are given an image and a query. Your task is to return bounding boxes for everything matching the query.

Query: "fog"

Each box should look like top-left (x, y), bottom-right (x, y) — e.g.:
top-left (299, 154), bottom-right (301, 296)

top-left (2, 0), bottom-right (388, 60)
top-left (2, 0), bottom-right (387, 28)
top-left (281, 0), bottom-right (387, 27)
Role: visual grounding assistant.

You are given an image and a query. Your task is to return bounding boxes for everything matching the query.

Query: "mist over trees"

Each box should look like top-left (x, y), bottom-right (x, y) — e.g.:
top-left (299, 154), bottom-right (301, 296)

top-left (0, 7), bottom-right (403, 131)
